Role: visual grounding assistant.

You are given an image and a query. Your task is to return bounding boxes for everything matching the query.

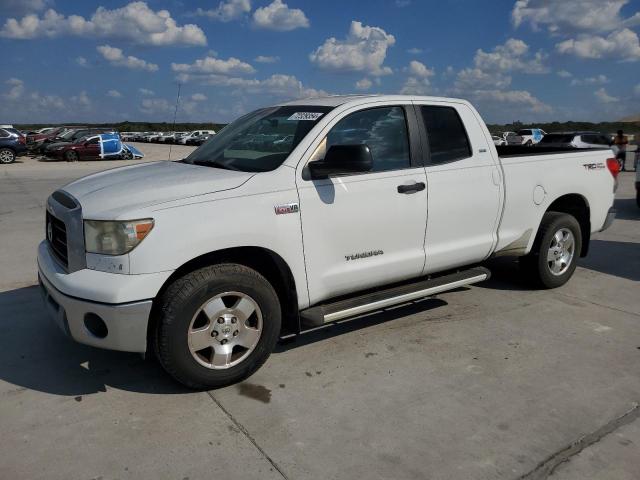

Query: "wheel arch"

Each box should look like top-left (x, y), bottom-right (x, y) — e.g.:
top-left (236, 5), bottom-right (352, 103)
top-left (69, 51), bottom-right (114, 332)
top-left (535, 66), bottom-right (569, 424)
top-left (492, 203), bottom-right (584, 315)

top-left (545, 193), bottom-right (591, 257)
top-left (148, 246), bottom-right (300, 349)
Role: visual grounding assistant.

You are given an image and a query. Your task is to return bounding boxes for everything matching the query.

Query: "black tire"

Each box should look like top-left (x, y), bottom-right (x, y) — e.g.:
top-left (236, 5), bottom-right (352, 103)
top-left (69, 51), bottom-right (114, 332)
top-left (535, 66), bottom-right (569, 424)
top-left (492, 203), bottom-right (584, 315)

top-left (636, 190), bottom-right (640, 208)
top-left (520, 212), bottom-right (582, 289)
top-left (64, 150), bottom-right (79, 162)
top-left (155, 264), bottom-right (281, 389)
top-left (122, 149), bottom-right (133, 160)
top-left (525, 140), bottom-right (533, 147)
top-left (0, 148), bottom-right (16, 164)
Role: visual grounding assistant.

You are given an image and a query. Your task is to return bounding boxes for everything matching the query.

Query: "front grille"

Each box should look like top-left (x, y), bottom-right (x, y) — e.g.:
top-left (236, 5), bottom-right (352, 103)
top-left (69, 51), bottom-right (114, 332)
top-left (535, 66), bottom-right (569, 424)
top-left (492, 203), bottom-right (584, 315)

top-left (46, 211), bottom-right (68, 267)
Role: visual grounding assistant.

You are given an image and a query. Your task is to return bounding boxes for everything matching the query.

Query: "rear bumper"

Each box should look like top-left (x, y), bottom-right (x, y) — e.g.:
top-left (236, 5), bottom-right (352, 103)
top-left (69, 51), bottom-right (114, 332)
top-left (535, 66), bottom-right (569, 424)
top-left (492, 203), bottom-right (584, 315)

top-left (39, 269), bottom-right (152, 353)
top-left (600, 207), bottom-right (616, 232)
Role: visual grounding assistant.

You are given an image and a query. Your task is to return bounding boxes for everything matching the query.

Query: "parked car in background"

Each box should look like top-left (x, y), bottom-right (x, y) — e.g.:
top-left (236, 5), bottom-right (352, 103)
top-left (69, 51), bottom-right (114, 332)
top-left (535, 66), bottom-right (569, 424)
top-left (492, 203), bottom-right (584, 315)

top-left (0, 127), bottom-right (27, 163)
top-left (498, 131), bottom-right (524, 145)
top-left (186, 134), bottom-right (212, 146)
top-left (179, 130), bottom-right (216, 145)
top-left (492, 135), bottom-right (506, 146)
top-left (27, 126), bottom-right (73, 150)
top-left (162, 132), bottom-right (188, 143)
top-left (517, 128), bottom-right (546, 146)
top-left (636, 164), bottom-right (640, 207)
top-left (120, 132), bottom-right (139, 142)
top-left (536, 132), bottom-right (612, 150)
top-left (47, 134), bottom-right (143, 162)
top-left (42, 128), bottom-right (116, 155)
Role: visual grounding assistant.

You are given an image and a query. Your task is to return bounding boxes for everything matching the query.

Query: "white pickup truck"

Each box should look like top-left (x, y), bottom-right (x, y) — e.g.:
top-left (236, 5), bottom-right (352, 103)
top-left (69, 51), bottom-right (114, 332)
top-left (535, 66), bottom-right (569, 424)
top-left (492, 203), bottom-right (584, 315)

top-left (38, 95), bottom-right (618, 388)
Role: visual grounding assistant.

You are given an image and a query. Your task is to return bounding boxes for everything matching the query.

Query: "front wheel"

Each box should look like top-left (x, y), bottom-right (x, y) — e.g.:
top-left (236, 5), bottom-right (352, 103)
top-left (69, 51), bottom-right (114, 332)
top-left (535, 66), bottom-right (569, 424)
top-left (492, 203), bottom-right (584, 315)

top-left (520, 212), bottom-right (582, 289)
top-left (64, 150), bottom-right (79, 162)
top-left (155, 264), bottom-right (281, 389)
top-left (0, 148), bottom-right (16, 164)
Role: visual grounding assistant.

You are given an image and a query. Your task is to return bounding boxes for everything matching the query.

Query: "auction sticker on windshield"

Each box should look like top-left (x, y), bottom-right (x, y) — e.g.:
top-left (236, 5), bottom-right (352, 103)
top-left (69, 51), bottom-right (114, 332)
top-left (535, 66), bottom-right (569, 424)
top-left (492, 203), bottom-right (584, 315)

top-left (287, 112), bottom-right (324, 121)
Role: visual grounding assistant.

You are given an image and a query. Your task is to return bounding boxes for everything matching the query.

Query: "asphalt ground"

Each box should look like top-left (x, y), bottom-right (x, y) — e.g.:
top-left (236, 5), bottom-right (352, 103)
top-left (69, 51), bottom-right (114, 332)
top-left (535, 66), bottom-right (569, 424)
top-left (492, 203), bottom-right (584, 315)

top-left (0, 145), bottom-right (638, 479)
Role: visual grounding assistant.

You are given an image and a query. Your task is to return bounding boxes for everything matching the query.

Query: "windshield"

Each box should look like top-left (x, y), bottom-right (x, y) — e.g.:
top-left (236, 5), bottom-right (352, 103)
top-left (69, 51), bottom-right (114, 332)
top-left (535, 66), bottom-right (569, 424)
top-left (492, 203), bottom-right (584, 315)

top-left (184, 105), bottom-right (333, 172)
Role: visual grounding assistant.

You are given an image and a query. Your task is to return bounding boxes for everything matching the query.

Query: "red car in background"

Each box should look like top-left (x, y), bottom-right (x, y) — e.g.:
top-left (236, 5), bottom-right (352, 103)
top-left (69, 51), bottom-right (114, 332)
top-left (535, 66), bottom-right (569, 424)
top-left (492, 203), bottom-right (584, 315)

top-left (26, 126), bottom-right (86, 150)
top-left (47, 135), bottom-right (102, 162)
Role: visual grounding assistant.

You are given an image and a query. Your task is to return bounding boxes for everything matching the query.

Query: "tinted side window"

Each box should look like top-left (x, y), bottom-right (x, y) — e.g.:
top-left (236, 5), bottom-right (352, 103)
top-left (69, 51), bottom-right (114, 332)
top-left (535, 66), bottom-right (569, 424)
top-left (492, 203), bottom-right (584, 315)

top-left (87, 137), bottom-right (99, 145)
top-left (0, 129), bottom-right (9, 138)
top-left (326, 106), bottom-right (411, 172)
top-left (420, 106), bottom-right (472, 164)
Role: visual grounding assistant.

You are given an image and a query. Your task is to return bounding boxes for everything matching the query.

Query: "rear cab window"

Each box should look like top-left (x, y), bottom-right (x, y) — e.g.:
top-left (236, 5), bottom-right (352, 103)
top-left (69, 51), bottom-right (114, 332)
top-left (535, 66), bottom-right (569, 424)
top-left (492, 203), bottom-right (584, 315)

top-left (420, 105), bottom-right (472, 164)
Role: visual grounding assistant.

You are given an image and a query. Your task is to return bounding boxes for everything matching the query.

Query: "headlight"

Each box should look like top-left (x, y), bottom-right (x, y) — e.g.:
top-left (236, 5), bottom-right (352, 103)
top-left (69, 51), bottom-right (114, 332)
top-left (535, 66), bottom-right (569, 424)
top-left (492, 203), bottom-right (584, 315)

top-left (84, 219), bottom-right (154, 255)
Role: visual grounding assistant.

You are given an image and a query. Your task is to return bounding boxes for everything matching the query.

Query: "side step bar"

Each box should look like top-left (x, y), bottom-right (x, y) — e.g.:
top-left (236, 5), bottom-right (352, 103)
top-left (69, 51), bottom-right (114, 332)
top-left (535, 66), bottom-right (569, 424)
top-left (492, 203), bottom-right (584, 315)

top-left (300, 267), bottom-right (490, 328)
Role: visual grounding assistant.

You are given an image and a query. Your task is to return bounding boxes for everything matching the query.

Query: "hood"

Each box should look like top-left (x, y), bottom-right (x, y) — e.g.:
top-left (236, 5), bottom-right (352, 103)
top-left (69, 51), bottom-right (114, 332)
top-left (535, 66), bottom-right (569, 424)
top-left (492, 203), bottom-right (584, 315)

top-left (61, 161), bottom-right (254, 218)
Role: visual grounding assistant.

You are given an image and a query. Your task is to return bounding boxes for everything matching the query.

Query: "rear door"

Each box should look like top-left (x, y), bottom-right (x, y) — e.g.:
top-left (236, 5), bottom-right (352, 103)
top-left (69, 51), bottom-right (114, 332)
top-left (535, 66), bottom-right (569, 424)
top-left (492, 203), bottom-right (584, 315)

top-left (414, 101), bottom-right (503, 274)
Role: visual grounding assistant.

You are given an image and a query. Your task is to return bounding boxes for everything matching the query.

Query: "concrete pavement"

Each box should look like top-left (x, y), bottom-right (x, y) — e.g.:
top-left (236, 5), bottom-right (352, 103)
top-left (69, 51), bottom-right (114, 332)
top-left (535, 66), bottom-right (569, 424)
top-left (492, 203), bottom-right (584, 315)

top-left (0, 148), bottom-right (638, 479)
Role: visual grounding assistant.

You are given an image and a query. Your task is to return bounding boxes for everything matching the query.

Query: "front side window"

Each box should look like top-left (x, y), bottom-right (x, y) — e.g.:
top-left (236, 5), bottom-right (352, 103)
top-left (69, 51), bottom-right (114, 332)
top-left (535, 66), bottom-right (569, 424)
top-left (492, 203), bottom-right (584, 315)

top-left (323, 106), bottom-right (411, 173)
top-left (421, 106), bottom-right (472, 164)
top-left (184, 105), bottom-right (332, 172)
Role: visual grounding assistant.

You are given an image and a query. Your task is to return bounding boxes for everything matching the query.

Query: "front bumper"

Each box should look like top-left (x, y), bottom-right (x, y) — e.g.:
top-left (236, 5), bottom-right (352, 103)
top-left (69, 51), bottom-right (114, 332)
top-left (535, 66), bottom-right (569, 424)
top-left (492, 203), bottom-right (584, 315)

top-left (37, 241), bottom-right (172, 352)
top-left (600, 207), bottom-right (616, 232)
top-left (38, 269), bottom-right (152, 353)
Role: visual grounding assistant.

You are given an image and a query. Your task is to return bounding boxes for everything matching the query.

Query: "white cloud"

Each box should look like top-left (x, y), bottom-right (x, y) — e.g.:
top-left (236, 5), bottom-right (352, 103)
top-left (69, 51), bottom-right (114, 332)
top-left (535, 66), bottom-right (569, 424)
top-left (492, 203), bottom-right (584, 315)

top-left (474, 38), bottom-right (548, 74)
top-left (472, 89), bottom-right (552, 113)
top-left (400, 61), bottom-right (435, 95)
top-left (455, 68), bottom-right (512, 91)
top-left (355, 78), bottom-right (372, 90)
top-left (140, 98), bottom-right (171, 114)
top-left (557, 69), bottom-right (572, 78)
top-left (406, 60), bottom-right (434, 78)
top-left (194, 0), bottom-right (251, 22)
top-left (309, 21), bottom-right (396, 76)
top-left (75, 56), bottom-right (88, 67)
top-left (252, 0), bottom-right (309, 31)
top-left (512, 0), bottom-right (640, 33)
top-left (407, 47), bottom-right (422, 55)
top-left (254, 55), bottom-right (279, 63)
top-left (635, 84), bottom-right (640, 96)
top-left (177, 72), bottom-right (327, 99)
top-left (171, 55), bottom-right (255, 75)
top-left (71, 90), bottom-right (91, 108)
top-left (191, 93), bottom-right (207, 101)
top-left (107, 89), bottom-right (122, 98)
top-left (0, 2), bottom-right (207, 46)
top-left (139, 88), bottom-right (154, 96)
top-left (4, 78), bottom-right (25, 100)
top-left (570, 74), bottom-right (609, 86)
top-left (97, 45), bottom-right (159, 72)
top-left (395, 0), bottom-right (411, 6)
top-left (556, 28), bottom-right (640, 61)
top-left (594, 87), bottom-right (619, 103)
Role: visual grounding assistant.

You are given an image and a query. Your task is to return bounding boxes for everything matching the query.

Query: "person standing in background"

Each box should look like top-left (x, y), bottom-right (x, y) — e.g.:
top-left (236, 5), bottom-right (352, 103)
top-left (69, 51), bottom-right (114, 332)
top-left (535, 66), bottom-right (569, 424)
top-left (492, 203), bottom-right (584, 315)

top-left (612, 130), bottom-right (629, 171)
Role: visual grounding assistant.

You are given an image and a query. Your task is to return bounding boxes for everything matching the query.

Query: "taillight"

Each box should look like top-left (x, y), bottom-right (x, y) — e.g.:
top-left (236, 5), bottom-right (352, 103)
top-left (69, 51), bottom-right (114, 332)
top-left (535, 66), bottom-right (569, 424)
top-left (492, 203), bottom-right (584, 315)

top-left (606, 158), bottom-right (619, 178)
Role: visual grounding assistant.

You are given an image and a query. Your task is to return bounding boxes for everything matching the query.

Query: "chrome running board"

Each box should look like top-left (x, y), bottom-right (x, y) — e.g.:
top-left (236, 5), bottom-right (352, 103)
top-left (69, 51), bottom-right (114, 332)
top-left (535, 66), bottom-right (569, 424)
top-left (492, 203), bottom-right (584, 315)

top-left (300, 267), bottom-right (490, 328)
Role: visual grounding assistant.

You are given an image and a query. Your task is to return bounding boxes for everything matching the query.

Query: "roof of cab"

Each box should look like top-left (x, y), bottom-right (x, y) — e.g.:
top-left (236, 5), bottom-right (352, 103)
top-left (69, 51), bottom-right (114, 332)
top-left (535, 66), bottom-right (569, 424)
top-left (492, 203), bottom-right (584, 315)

top-left (277, 94), bottom-right (469, 108)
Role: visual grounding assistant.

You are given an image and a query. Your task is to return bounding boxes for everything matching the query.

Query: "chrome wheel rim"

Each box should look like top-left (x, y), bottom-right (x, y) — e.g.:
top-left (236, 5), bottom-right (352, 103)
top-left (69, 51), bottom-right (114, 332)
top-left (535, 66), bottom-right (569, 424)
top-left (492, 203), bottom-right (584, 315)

top-left (188, 291), bottom-right (263, 370)
top-left (547, 228), bottom-right (575, 276)
top-left (0, 150), bottom-right (14, 163)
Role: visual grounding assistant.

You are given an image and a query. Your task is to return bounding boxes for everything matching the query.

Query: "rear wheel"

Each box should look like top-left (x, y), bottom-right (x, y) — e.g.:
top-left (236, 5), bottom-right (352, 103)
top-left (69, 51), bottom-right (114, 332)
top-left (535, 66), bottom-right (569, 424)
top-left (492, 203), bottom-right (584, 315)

top-left (520, 212), bottom-right (582, 289)
top-left (64, 150), bottom-right (79, 162)
top-left (155, 264), bottom-right (281, 389)
top-left (0, 148), bottom-right (16, 164)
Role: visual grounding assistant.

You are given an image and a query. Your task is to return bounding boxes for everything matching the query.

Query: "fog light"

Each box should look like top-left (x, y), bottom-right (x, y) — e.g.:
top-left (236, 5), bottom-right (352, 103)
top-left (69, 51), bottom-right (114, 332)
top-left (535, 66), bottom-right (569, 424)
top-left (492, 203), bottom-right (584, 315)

top-left (84, 313), bottom-right (108, 338)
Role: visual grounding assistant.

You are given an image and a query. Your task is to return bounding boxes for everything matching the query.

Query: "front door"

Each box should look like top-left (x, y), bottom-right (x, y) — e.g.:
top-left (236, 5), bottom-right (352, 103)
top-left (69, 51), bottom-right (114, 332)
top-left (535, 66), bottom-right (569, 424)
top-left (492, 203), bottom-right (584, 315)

top-left (297, 104), bottom-right (428, 305)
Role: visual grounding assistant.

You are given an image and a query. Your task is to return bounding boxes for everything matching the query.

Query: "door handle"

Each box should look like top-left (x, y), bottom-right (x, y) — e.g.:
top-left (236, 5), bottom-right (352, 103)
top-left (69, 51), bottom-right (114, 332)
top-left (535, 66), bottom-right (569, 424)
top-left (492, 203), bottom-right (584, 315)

top-left (397, 182), bottom-right (426, 194)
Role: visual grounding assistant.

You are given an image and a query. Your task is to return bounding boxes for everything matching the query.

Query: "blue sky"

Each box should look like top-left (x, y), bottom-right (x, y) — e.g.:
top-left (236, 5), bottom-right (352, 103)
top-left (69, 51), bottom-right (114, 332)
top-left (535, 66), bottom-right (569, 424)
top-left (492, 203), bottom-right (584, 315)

top-left (1, 0), bottom-right (639, 124)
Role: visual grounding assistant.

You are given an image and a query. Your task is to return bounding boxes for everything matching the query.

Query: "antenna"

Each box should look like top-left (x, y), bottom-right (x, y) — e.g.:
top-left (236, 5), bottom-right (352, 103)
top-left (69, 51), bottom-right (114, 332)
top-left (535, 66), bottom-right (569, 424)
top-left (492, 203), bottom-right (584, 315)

top-left (168, 82), bottom-right (181, 162)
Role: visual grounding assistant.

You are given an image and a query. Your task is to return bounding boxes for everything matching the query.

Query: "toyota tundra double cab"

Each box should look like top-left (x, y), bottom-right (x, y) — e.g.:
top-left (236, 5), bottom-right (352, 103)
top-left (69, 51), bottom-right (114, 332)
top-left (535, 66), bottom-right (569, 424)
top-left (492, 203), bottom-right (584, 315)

top-left (38, 95), bottom-right (618, 389)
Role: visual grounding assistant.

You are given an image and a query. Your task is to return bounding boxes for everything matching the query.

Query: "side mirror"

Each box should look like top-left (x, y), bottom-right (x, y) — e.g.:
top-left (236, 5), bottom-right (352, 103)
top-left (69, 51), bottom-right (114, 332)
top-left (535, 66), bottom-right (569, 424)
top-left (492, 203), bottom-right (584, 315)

top-left (308, 144), bottom-right (373, 179)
